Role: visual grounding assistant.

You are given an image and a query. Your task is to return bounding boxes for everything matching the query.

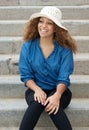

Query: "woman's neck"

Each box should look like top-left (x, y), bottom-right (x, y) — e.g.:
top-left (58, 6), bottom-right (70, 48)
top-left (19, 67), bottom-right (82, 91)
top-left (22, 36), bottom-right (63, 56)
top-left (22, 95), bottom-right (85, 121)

top-left (39, 37), bottom-right (55, 59)
top-left (40, 37), bottom-right (53, 46)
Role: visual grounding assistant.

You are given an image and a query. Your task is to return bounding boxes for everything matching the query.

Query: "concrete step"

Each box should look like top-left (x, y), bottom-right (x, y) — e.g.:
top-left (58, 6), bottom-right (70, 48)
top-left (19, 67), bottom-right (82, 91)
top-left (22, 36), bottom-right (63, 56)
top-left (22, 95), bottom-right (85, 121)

top-left (0, 6), bottom-right (89, 20)
top-left (74, 53), bottom-right (89, 74)
top-left (0, 36), bottom-right (89, 54)
top-left (0, 53), bottom-right (89, 75)
top-left (0, 98), bottom-right (89, 127)
top-left (0, 0), bottom-right (19, 6)
top-left (0, 127), bottom-right (89, 130)
top-left (0, 20), bottom-right (89, 36)
top-left (19, 0), bottom-right (89, 6)
top-left (75, 36), bottom-right (89, 53)
top-left (0, 75), bottom-right (89, 98)
top-left (0, 37), bottom-right (22, 54)
top-left (1, 0), bottom-right (88, 6)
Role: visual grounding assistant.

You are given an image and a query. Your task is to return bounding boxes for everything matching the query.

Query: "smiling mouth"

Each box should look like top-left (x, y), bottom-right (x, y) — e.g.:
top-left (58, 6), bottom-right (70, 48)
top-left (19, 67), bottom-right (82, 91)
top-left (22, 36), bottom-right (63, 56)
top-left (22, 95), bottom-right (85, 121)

top-left (40, 29), bottom-right (48, 33)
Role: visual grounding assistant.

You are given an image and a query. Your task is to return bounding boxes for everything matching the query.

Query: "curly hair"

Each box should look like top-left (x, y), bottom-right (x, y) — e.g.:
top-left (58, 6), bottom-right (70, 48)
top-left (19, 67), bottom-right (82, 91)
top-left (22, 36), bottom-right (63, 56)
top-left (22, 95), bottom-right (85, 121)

top-left (23, 18), bottom-right (77, 53)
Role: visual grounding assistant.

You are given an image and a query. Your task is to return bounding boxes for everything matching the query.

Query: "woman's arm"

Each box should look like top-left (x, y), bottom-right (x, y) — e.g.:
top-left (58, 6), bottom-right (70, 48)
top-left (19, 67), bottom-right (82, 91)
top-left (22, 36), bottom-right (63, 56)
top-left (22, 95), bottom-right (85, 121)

top-left (26, 79), bottom-right (47, 105)
top-left (55, 83), bottom-right (66, 98)
top-left (19, 42), bottom-right (47, 105)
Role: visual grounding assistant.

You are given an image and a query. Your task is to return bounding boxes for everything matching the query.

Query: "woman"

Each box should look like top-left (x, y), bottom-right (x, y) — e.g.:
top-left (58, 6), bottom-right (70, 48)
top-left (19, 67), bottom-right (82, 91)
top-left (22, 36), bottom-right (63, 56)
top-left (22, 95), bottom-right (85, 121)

top-left (19, 6), bottom-right (77, 130)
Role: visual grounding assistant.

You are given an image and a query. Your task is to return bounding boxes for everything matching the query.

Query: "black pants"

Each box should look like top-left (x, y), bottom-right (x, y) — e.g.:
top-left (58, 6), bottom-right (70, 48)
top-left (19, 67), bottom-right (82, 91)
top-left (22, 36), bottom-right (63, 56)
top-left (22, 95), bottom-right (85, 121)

top-left (19, 89), bottom-right (72, 130)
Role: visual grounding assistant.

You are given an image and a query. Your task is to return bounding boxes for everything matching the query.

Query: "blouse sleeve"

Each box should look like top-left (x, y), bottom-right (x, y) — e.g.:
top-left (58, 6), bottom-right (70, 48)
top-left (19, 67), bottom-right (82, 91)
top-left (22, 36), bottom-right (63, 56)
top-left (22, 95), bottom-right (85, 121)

top-left (57, 48), bottom-right (74, 88)
top-left (19, 42), bottom-right (34, 86)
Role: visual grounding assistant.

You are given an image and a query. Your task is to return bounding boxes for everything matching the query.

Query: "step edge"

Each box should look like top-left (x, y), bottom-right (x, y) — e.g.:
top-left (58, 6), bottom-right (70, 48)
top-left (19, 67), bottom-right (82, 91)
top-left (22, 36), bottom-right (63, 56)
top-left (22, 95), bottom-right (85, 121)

top-left (0, 5), bottom-right (89, 9)
top-left (0, 98), bottom-right (89, 111)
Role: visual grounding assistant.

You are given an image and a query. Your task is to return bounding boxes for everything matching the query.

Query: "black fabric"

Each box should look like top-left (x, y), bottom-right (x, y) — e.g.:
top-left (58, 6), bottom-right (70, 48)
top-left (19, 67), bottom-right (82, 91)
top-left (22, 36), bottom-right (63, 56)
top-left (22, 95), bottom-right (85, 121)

top-left (19, 89), bottom-right (72, 130)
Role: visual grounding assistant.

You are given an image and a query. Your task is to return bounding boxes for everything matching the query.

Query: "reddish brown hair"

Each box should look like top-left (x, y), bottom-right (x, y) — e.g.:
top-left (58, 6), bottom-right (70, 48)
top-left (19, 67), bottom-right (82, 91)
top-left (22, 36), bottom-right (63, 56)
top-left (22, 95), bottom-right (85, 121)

top-left (23, 18), bottom-right (77, 53)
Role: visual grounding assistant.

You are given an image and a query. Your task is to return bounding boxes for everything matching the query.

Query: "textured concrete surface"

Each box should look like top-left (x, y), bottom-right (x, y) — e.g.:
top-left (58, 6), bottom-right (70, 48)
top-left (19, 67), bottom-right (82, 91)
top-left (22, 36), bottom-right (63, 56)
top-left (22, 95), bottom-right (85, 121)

top-left (0, 127), bottom-right (89, 130)
top-left (0, 0), bottom-right (89, 6)
top-left (0, 6), bottom-right (89, 20)
top-left (0, 0), bottom-right (19, 6)
top-left (19, 0), bottom-right (89, 6)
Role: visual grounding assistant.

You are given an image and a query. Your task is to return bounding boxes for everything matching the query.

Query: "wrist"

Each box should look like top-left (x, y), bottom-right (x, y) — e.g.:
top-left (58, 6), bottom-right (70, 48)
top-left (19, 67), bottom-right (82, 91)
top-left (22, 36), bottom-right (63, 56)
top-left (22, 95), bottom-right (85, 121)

top-left (56, 83), bottom-right (66, 97)
top-left (34, 86), bottom-right (42, 92)
top-left (54, 91), bottom-right (61, 99)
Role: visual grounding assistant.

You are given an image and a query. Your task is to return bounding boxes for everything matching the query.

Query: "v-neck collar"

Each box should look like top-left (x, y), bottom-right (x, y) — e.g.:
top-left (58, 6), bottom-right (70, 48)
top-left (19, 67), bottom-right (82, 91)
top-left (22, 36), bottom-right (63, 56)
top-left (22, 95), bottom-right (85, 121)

top-left (37, 38), bottom-right (57, 60)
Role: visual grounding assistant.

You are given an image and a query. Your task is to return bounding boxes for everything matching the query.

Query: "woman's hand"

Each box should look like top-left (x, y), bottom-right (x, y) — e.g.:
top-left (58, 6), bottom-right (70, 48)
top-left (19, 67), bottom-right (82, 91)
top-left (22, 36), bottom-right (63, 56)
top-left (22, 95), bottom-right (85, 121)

top-left (34, 87), bottom-right (47, 105)
top-left (44, 92), bottom-right (61, 115)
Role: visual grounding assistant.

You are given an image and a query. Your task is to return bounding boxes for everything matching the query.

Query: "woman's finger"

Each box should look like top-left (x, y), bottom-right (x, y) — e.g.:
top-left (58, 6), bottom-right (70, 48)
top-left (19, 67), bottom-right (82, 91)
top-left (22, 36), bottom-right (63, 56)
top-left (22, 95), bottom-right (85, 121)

top-left (48, 107), bottom-right (56, 115)
top-left (54, 106), bottom-right (59, 115)
top-left (44, 98), bottom-right (50, 106)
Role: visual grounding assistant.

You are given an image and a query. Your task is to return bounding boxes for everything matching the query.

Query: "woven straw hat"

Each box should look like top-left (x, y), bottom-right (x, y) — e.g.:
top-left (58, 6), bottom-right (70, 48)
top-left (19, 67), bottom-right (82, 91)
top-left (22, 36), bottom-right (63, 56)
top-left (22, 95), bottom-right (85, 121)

top-left (29, 6), bottom-right (67, 30)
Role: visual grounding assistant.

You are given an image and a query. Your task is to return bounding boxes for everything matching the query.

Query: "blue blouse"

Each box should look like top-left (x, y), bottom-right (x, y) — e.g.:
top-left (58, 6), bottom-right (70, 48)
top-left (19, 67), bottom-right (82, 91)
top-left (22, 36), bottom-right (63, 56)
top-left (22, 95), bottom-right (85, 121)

top-left (19, 38), bottom-right (74, 90)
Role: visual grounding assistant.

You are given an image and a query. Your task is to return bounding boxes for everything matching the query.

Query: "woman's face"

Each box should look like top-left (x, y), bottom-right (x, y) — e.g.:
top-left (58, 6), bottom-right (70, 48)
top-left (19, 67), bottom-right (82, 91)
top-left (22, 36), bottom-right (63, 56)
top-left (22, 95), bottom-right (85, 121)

top-left (38, 17), bottom-right (55, 39)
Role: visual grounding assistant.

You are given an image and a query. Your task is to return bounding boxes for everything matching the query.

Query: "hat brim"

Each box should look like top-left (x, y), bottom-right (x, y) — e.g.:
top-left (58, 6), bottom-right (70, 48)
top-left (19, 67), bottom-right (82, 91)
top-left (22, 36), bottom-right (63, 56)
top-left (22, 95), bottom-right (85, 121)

top-left (29, 13), bottom-right (67, 31)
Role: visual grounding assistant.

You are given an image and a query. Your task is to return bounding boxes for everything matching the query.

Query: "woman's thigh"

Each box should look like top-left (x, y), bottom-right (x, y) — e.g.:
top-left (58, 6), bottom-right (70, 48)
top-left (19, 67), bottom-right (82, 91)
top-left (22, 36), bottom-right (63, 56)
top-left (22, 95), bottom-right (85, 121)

top-left (60, 89), bottom-right (72, 109)
top-left (20, 89), bottom-right (45, 130)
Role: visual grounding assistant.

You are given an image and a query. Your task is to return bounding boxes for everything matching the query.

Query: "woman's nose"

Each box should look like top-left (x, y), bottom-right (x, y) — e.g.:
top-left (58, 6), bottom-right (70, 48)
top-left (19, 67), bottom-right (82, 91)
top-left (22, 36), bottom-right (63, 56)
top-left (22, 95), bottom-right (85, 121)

top-left (42, 22), bottom-right (47, 27)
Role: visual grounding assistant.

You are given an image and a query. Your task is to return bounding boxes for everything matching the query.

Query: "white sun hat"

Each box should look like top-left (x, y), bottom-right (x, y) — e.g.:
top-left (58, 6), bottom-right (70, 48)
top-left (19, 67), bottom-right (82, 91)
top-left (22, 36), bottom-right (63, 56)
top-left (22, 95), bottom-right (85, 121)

top-left (29, 6), bottom-right (67, 31)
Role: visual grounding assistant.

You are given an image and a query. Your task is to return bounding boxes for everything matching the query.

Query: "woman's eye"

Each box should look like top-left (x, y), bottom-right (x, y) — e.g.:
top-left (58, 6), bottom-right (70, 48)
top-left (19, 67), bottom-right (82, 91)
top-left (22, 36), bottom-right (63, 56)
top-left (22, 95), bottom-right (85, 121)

top-left (39, 20), bottom-right (43, 23)
top-left (48, 22), bottom-right (53, 25)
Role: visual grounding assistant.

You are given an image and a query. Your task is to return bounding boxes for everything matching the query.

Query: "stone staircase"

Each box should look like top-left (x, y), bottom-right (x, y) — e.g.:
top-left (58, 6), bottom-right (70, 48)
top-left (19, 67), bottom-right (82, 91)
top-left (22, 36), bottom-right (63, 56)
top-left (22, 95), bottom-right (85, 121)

top-left (0, 0), bottom-right (89, 130)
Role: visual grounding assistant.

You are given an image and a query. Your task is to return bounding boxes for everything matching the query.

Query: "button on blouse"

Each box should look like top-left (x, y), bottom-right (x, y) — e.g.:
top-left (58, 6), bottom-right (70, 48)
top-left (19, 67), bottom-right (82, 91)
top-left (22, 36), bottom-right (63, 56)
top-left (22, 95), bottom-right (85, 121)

top-left (19, 38), bottom-right (74, 90)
